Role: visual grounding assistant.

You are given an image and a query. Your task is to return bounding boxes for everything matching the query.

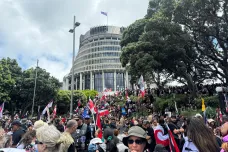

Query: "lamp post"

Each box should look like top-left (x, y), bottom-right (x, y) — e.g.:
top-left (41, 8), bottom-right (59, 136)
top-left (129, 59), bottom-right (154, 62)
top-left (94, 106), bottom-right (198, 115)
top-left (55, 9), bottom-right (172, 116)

top-left (31, 60), bottom-right (39, 117)
top-left (69, 16), bottom-right (80, 119)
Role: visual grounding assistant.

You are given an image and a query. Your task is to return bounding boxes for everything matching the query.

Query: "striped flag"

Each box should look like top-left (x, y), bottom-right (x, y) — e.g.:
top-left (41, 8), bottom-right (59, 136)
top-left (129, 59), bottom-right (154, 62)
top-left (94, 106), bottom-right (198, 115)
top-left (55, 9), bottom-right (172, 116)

top-left (88, 98), bottom-right (96, 114)
top-left (101, 11), bottom-right (108, 16)
top-left (138, 75), bottom-right (145, 98)
top-left (96, 113), bottom-right (103, 139)
top-left (166, 124), bottom-right (180, 152)
top-left (0, 102), bottom-right (4, 118)
top-left (52, 105), bottom-right (57, 119)
top-left (42, 100), bottom-right (53, 115)
top-left (98, 109), bottom-right (110, 117)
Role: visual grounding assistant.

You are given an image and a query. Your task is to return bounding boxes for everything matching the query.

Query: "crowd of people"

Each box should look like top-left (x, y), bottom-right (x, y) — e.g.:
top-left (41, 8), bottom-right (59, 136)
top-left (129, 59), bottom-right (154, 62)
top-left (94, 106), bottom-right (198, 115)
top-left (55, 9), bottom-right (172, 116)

top-left (0, 111), bottom-right (228, 152)
top-left (0, 84), bottom-right (226, 152)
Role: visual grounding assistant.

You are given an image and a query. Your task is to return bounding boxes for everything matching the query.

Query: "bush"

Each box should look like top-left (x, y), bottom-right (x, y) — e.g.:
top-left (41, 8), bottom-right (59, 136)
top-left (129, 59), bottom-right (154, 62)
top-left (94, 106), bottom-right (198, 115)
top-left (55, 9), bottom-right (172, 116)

top-left (153, 94), bottom-right (219, 113)
top-left (81, 90), bottom-right (98, 100)
top-left (195, 96), bottom-right (219, 109)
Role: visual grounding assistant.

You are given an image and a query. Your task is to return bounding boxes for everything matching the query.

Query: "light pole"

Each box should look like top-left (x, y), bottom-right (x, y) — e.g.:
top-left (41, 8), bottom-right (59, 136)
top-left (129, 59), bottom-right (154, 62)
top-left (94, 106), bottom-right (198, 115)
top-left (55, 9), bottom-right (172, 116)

top-left (31, 59), bottom-right (39, 117)
top-left (69, 16), bottom-right (80, 119)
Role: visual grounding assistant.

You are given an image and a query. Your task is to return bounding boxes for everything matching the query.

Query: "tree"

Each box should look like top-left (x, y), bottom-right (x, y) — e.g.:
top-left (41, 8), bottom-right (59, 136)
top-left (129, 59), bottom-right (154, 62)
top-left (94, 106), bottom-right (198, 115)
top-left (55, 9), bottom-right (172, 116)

top-left (56, 90), bottom-right (87, 115)
top-left (174, 0), bottom-right (228, 84)
top-left (0, 58), bottom-right (15, 102)
top-left (13, 67), bottom-right (61, 116)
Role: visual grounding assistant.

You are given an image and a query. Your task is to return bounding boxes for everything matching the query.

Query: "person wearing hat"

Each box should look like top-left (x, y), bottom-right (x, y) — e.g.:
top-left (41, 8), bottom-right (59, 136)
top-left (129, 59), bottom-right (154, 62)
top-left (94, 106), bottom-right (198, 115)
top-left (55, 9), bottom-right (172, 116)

top-left (72, 115), bottom-right (88, 151)
top-left (84, 115), bottom-right (93, 148)
top-left (103, 128), bottom-right (118, 152)
top-left (122, 126), bottom-right (149, 152)
top-left (11, 121), bottom-right (25, 147)
top-left (88, 138), bottom-right (104, 152)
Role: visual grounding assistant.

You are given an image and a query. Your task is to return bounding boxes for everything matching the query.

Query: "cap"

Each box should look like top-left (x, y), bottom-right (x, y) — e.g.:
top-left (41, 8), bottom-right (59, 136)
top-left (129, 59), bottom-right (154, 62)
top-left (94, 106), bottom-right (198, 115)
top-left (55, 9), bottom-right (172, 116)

top-left (123, 126), bottom-right (148, 147)
top-left (11, 120), bottom-right (21, 126)
top-left (89, 138), bottom-right (103, 144)
top-left (84, 115), bottom-right (90, 119)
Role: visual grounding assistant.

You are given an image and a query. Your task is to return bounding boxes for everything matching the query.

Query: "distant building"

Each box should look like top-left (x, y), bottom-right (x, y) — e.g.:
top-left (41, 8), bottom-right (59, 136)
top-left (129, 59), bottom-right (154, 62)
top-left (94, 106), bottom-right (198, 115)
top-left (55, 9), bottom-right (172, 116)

top-left (63, 26), bottom-right (131, 92)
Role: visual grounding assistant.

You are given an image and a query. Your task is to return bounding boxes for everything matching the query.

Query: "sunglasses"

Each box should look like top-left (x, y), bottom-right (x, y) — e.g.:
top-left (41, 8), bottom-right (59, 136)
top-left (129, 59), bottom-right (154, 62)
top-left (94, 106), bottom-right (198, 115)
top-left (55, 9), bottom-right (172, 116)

top-left (75, 119), bottom-right (79, 121)
top-left (35, 140), bottom-right (43, 145)
top-left (127, 139), bottom-right (144, 145)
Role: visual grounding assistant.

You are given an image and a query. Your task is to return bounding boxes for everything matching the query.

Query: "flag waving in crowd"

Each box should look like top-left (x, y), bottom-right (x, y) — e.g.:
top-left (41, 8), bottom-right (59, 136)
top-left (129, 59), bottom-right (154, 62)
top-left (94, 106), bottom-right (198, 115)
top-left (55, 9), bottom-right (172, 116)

top-left (0, 102), bottom-right (4, 118)
top-left (42, 100), bottom-right (53, 115)
top-left (138, 75), bottom-right (145, 98)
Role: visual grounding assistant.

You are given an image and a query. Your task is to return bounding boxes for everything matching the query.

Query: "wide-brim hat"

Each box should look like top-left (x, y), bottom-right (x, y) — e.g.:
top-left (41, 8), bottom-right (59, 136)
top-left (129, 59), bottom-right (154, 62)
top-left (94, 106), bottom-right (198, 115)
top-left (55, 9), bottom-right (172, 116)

top-left (122, 126), bottom-right (149, 149)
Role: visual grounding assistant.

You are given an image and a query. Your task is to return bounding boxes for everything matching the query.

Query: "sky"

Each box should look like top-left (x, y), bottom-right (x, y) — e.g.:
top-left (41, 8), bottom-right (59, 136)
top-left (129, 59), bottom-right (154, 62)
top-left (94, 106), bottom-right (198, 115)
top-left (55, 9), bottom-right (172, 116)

top-left (0, 0), bottom-right (149, 81)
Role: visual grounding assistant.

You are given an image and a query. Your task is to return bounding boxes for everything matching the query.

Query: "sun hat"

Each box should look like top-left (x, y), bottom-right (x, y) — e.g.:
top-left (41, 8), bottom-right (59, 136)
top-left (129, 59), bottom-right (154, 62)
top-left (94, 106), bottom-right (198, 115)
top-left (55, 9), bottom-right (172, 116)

top-left (122, 126), bottom-right (149, 148)
top-left (195, 113), bottom-right (202, 118)
top-left (90, 138), bottom-right (103, 144)
top-left (207, 119), bottom-right (215, 124)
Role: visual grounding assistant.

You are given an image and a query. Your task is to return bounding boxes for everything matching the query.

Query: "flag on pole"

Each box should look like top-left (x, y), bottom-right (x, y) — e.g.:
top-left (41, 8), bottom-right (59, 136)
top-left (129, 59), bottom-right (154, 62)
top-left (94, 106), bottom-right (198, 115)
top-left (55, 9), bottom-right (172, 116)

top-left (0, 102), bottom-right (5, 118)
top-left (88, 98), bottom-right (96, 114)
top-left (138, 75), bottom-right (145, 98)
top-left (165, 124), bottom-right (180, 152)
top-left (96, 113), bottom-right (103, 139)
top-left (52, 105), bottom-right (57, 119)
top-left (101, 11), bottom-right (108, 16)
top-left (42, 100), bottom-right (53, 115)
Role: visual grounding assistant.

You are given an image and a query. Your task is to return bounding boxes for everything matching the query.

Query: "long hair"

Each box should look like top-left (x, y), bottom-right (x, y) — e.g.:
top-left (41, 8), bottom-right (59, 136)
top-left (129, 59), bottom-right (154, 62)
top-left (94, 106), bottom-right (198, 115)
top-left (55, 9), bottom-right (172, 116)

top-left (21, 130), bottom-right (36, 146)
top-left (186, 117), bottom-right (219, 152)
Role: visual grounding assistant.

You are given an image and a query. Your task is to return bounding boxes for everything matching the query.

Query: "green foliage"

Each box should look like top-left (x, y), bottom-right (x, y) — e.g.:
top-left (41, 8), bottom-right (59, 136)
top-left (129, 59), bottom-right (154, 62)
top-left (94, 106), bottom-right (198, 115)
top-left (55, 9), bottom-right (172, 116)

top-left (0, 58), bottom-right (16, 102)
top-left (195, 96), bottom-right (219, 109)
top-left (81, 90), bottom-right (98, 100)
top-left (153, 94), bottom-right (219, 113)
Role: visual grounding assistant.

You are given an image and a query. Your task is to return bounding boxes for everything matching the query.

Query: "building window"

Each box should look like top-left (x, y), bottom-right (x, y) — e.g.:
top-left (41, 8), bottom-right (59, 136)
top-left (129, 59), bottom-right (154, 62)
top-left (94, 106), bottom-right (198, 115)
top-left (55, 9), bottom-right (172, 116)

top-left (94, 73), bottom-right (102, 92)
top-left (116, 73), bottom-right (125, 91)
top-left (104, 73), bottom-right (114, 91)
top-left (85, 74), bottom-right (90, 89)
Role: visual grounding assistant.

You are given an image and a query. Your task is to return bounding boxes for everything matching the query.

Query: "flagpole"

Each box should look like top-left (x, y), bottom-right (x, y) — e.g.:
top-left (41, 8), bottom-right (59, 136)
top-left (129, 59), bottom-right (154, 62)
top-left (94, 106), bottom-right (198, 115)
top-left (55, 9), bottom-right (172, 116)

top-left (107, 15), bottom-right (108, 26)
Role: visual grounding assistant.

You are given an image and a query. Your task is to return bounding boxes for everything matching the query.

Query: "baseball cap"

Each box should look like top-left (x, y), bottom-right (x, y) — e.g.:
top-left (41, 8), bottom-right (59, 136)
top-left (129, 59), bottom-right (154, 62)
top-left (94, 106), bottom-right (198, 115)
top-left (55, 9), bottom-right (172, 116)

top-left (84, 115), bottom-right (91, 119)
top-left (11, 120), bottom-right (21, 126)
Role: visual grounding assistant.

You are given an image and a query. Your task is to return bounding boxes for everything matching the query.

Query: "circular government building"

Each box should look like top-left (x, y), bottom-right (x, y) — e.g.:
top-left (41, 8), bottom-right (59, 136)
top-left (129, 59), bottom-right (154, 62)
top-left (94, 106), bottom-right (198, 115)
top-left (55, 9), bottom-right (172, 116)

top-left (63, 26), bottom-right (131, 92)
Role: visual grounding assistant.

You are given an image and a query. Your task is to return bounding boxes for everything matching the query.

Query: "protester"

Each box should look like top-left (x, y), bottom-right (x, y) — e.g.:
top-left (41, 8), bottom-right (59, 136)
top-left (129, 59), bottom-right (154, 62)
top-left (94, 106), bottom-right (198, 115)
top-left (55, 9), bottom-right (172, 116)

top-left (103, 128), bottom-right (118, 152)
top-left (36, 125), bottom-right (62, 152)
top-left (123, 126), bottom-right (149, 152)
top-left (59, 120), bottom-right (77, 152)
top-left (11, 121), bottom-right (25, 148)
top-left (182, 117), bottom-right (220, 152)
top-left (16, 130), bottom-right (37, 151)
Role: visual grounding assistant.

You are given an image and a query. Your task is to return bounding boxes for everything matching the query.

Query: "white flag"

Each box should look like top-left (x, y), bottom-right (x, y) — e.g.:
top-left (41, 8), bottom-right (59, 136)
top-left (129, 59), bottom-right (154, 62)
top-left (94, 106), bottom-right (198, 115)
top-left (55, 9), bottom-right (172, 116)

top-left (42, 100), bottom-right (53, 115)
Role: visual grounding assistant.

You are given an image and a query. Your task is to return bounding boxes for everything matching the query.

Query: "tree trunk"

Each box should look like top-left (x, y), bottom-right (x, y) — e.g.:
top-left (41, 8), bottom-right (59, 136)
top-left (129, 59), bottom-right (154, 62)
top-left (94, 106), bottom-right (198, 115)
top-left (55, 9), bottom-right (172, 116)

top-left (184, 73), bottom-right (198, 98)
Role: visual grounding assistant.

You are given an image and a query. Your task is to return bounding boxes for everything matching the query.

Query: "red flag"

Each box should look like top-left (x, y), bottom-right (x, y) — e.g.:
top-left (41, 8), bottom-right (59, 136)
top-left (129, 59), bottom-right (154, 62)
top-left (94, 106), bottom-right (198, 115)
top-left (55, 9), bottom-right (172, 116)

top-left (52, 105), bottom-right (57, 119)
top-left (96, 113), bottom-right (103, 139)
top-left (166, 124), bottom-right (180, 152)
top-left (99, 109), bottom-right (110, 117)
top-left (0, 102), bottom-right (5, 118)
top-left (138, 75), bottom-right (145, 98)
top-left (88, 98), bottom-right (96, 113)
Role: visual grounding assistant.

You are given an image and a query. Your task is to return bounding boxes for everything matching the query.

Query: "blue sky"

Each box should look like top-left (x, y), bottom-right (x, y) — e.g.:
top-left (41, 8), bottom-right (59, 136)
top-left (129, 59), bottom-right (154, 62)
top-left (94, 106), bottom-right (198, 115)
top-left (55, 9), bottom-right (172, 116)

top-left (0, 0), bottom-right (148, 81)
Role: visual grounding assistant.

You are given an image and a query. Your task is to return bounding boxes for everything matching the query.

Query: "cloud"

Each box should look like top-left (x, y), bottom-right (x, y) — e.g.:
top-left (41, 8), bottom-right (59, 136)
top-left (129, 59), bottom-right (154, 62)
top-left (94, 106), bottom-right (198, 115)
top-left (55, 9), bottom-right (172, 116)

top-left (0, 0), bottom-right (148, 81)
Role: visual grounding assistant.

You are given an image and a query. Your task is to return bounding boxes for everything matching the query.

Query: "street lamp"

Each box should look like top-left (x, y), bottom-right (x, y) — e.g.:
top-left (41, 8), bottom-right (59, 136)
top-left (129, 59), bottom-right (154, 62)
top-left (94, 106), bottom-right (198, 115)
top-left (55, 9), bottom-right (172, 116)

top-left (69, 16), bottom-right (80, 119)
